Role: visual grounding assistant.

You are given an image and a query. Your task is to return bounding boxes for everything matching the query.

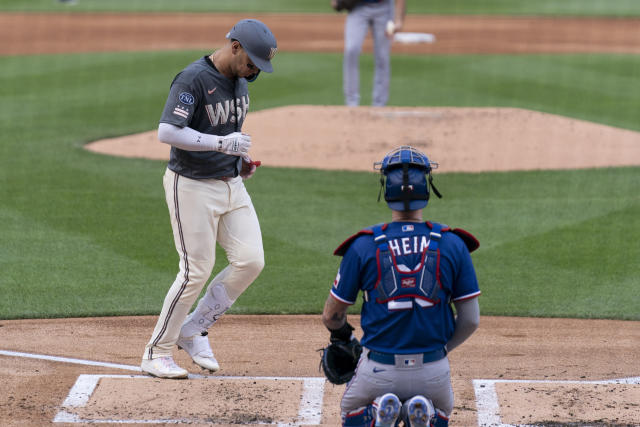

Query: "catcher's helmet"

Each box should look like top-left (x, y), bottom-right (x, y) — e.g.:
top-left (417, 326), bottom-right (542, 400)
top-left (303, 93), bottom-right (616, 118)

top-left (374, 146), bottom-right (441, 211)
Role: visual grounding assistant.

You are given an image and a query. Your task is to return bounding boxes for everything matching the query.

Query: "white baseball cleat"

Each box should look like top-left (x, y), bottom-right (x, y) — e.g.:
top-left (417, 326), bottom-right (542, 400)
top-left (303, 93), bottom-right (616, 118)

top-left (403, 395), bottom-right (435, 427)
top-left (177, 331), bottom-right (220, 372)
top-left (373, 393), bottom-right (401, 427)
top-left (140, 356), bottom-right (188, 379)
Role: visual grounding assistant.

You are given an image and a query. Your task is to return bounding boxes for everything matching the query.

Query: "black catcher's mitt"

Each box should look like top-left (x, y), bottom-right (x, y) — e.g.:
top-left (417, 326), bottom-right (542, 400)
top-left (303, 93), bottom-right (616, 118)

top-left (333, 0), bottom-right (359, 12)
top-left (320, 323), bottom-right (363, 384)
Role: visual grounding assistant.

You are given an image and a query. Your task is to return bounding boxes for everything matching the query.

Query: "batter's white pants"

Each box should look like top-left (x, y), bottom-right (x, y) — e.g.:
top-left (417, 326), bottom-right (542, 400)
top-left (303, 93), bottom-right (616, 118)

top-left (143, 168), bottom-right (264, 360)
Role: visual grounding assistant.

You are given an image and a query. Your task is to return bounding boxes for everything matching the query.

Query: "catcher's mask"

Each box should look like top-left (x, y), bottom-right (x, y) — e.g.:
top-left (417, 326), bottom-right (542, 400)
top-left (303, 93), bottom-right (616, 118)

top-left (374, 146), bottom-right (442, 211)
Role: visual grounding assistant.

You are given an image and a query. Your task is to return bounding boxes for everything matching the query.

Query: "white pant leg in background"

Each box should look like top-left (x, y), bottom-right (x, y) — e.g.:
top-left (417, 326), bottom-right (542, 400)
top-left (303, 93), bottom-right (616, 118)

top-left (370, 3), bottom-right (392, 106)
top-left (143, 169), bottom-right (264, 359)
top-left (343, 4), bottom-right (370, 107)
top-left (343, 1), bottom-right (393, 107)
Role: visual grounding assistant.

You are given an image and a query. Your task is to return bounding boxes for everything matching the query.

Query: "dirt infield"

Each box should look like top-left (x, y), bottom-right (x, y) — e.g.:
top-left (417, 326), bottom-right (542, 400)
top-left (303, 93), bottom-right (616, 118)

top-left (2, 11), bottom-right (639, 427)
top-left (86, 105), bottom-right (640, 173)
top-left (1, 316), bottom-right (639, 426)
top-left (2, 12), bottom-right (640, 55)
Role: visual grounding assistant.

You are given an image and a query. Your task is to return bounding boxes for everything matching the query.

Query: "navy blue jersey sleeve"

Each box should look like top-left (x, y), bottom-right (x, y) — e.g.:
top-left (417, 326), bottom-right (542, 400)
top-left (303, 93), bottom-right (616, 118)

top-left (330, 244), bottom-right (363, 305)
top-left (447, 235), bottom-right (481, 301)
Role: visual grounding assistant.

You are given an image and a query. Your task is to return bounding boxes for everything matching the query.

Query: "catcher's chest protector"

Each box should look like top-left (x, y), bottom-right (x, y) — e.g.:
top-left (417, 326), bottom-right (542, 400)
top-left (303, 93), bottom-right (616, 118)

top-left (370, 223), bottom-right (445, 310)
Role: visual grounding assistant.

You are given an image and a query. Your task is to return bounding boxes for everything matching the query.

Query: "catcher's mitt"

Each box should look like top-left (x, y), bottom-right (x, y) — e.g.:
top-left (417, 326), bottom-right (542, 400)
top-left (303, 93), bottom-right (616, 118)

top-left (333, 0), bottom-right (359, 12)
top-left (320, 337), bottom-right (363, 384)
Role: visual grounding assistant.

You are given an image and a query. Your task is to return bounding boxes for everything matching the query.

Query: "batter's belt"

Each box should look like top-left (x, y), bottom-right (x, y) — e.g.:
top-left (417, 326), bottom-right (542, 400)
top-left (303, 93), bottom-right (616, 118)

top-left (367, 348), bottom-right (446, 365)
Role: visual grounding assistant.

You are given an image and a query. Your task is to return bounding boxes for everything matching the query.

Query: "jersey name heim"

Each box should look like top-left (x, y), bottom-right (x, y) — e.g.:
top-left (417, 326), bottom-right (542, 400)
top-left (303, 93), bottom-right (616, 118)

top-left (388, 235), bottom-right (430, 257)
top-left (205, 96), bottom-right (249, 127)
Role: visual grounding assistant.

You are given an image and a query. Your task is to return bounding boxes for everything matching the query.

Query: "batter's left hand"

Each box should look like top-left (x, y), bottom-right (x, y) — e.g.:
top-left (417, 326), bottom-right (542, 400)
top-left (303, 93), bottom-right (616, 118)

top-left (240, 156), bottom-right (260, 179)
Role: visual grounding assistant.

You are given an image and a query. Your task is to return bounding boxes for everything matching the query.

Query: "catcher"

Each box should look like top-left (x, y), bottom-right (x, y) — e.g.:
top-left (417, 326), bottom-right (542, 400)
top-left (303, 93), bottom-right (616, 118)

top-left (321, 146), bottom-right (481, 427)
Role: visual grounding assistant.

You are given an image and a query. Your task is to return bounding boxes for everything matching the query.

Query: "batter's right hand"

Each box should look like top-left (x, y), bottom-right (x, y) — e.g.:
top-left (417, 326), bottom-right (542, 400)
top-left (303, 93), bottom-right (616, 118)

top-left (217, 132), bottom-right (251, 156)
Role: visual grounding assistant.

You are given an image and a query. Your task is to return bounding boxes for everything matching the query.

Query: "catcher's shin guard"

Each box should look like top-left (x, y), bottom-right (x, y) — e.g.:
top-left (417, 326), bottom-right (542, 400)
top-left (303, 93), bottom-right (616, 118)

top-left (431, 409), bottom-right (449, 427)
top-left (343, 406), bottom-right (374, 427)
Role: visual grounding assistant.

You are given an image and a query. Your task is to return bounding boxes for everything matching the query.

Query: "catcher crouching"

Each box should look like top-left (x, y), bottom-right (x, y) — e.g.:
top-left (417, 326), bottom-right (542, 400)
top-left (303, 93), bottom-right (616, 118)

top-left (320, 146), bottom-right (481, 427)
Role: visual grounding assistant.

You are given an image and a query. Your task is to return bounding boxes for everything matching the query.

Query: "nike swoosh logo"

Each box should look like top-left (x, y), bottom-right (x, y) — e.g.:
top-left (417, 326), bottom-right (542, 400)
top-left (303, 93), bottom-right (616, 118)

top-left (208, 88), bottom-right (217, 95)
top-left (373, 367), bottom-right (386, 373)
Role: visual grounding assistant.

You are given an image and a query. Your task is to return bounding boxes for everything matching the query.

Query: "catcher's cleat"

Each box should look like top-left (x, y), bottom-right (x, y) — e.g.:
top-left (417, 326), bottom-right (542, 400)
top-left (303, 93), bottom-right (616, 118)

top-left (140, 356), bottom-right (188, 379)
top-left (177, 331), bottom-right (220, 372)
top-left (373, 393), bottom-right (401, 427)
top-left (403, 395), bottom-right (435, 427)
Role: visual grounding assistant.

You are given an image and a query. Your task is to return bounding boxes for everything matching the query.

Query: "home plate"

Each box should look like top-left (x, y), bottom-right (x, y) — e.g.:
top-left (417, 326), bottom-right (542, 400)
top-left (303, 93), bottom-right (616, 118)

top-left (394, 32), bottom-right (436, 44)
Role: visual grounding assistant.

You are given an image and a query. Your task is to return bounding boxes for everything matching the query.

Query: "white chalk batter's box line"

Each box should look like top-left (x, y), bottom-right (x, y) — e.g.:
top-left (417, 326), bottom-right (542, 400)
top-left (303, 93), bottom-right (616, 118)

top-left (0, 350), bottom-right (324, 426)
top-left (53, 374), bottom-right (326, 426)
top-left (473, 376), bottom-right (640, 427)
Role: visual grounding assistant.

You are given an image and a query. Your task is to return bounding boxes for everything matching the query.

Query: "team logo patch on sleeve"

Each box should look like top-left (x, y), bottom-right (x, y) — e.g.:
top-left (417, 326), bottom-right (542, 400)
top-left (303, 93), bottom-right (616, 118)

top-left (178, 92), bottom-right (195, 105)
top-left (173, 105), bottom-right (189, 119)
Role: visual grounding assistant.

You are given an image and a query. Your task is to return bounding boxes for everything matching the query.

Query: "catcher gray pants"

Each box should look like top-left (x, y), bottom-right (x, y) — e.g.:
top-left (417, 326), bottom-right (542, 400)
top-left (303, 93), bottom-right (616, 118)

top-left (341, 348), bottom-right (454, 417)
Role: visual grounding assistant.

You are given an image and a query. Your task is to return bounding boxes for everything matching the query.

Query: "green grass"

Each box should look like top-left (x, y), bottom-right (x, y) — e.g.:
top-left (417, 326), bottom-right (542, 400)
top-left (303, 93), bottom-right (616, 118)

top-left (1, 50), bottom-right (638, 320)
top-left (2, 0), bottom-right (640, 16)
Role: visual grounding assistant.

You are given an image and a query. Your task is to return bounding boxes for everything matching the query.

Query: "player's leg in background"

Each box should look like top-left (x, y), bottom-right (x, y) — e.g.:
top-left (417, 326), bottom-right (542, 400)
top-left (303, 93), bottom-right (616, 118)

top-left (143, 169), bottom-right (221, 359)
top-left (343, 5), bottom-right (371, 106)
top-left (370, 1), bottom-right (392, 106)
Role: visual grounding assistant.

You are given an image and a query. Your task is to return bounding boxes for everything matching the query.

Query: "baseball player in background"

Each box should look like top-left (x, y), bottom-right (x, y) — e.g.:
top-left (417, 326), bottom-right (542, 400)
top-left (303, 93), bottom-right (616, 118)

top-left (331, 0), bottom-right (407, 106)
top-left (322, 146), bottom-right (481, 426)
top-left (141, 19), bottom-right (277, 379)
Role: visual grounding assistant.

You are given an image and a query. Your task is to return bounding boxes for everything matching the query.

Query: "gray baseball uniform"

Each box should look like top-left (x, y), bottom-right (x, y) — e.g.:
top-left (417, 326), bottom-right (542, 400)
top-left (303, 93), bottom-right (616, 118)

top-left (343, 0), bottom-right (394, 106)
top-left (143, 55), bottom-right (263, 360)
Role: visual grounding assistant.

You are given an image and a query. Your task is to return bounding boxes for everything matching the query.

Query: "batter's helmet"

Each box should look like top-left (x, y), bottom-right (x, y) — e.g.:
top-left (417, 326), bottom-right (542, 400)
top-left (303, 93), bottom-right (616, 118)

top-left (374, 146), bottom-right (442, 211)
top-left (226, 19), bottom-right (277, 73)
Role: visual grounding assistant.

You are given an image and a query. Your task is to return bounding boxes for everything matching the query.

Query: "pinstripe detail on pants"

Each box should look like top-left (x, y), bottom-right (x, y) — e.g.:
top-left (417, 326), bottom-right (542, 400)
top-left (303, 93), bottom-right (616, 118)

top-left (147, 173), bottom-right (190, 359)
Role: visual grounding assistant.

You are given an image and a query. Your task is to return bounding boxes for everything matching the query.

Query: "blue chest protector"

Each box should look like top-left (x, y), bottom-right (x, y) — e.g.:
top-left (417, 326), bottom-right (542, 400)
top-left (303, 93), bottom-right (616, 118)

top-left (369, 222), bottom-right (445, 310)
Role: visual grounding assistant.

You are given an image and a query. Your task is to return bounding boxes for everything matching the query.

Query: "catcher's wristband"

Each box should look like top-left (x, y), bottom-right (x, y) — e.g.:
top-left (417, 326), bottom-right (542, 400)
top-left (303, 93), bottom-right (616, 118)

top-left (328, 322), bottom-right (354, 343)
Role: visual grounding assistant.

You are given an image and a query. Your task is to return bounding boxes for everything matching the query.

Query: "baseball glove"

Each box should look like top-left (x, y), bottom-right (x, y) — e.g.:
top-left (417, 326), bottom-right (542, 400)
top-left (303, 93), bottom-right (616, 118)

top-left (320, 336), bottom-right (363, 384)
top-left (332, 0), bottom-right (359, 12)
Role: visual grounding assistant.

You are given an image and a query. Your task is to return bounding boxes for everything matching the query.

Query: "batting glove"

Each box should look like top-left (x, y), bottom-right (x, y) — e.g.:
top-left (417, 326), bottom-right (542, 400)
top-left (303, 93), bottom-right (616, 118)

top-left (217, 132), bottom-right (251, 156)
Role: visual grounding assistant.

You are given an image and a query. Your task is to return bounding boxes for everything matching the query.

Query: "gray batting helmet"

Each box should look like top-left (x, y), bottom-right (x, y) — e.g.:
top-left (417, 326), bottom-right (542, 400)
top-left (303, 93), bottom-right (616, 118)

top-left (226, 19), bottom-right (277, 73)
top-left (374, 146), bottom-right (442, 211)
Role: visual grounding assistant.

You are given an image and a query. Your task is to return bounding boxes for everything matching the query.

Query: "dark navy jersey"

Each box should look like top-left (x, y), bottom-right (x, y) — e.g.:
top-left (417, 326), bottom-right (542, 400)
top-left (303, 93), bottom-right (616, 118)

top-left (159, 55), bottom-right (250, 180)
top-left (331, 221), bottom-right (480, 354)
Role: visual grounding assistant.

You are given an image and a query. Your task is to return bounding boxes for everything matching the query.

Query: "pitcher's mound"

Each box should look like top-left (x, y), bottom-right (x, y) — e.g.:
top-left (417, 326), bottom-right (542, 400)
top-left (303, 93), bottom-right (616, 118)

top-left (85, 106), bottom-right (640, 172)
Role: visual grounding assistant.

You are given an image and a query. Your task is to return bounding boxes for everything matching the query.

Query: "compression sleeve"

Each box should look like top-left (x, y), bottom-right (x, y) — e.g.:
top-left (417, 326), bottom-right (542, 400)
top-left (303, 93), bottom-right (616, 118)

top-left (158, 122), bottom-right (219, 151)
top-left (446, 297), bottom-right (480, 352)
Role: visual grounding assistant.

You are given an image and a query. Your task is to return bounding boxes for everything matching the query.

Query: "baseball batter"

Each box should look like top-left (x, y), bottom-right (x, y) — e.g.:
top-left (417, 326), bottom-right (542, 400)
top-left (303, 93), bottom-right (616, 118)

top-left (322, 146), bottom-right (481, 426)
top-left (141, 19), bottom-right (277, 379)
top-left (332, 0), bottom-right (407, 106)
